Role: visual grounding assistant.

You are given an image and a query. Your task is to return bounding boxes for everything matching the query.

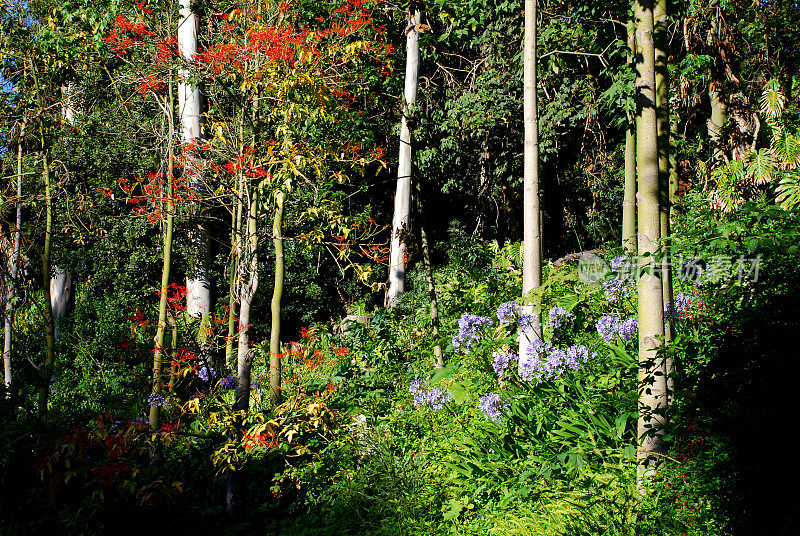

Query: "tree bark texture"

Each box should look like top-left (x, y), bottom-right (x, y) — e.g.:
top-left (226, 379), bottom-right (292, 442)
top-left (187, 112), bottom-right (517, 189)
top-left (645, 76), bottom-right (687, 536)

top-left (520, 0), bottom-right (543, 362)
top-left (623, 21), bottom-right (637, 253)
top-left (387, 9), bottom-right (421, 307)
top-left (179, 0), bottom-right (211, 318)
top-left (235, 187), bottom-right (259, 412)
top-left (635, 0), bottom-right (667, 481)
top-left (4, 121), bottom-right (25, 393)
top-left (37, 152), bottom-right (56, 421)
top-left (269, 190), bottom-right (285, 407)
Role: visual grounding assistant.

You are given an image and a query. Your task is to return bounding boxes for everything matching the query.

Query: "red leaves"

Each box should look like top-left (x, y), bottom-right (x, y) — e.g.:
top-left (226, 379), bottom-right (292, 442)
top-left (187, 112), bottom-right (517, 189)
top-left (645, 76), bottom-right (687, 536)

top-left (138, 73), bottom-right (165, 95)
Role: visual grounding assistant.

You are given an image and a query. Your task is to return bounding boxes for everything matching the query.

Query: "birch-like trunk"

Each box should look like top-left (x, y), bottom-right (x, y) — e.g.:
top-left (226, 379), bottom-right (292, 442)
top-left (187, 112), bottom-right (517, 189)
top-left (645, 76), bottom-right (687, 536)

top-left (520, 0), bottom-right (543, 361)
top-left (635, 0), bottom-right (666, 481)
top-left (269, 190), bottom-right (285, 407)
top-left (387, 9), bottom-right (421, 307)
top-left (4, 120), bottom-right (25, 394)
top-left (655, 0), bottom-right (674, 400)
top-left (150, 92), bottom-right (176, 431)
top-left (179, 0), bottom-right (211, 319)
top-left (235, 187), bottom-right (259, 412)
top-left (37, 151), bottom-right (56, 421)
top-left (622, 21), bottom-right (637, 253)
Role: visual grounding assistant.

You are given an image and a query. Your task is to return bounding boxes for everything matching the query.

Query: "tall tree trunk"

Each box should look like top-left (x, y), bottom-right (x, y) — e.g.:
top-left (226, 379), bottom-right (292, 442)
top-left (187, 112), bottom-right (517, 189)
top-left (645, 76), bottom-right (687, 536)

top-left (235, 186), bottom-right (259, 413)
top-left (226, 193), bottom-right (241, 369)
top-left (655, 0), bottom-right (674, 351)
top-left (387, 8), bottom-right (421, 307)
top-left (269, 190), bottom-right (285, 407)
top-left (475, 147), bottom-right (493, 240)
top-left (707, 2), bottom-right (727, 167)
top-left (520, 0), bottom-right (543, 361)
top-left (37, 151), bottom-right (56, 421)
top-left (635, 0), bottom-right (666, 481)
top-left (414, 181), bottom-right (443, 367)
top-left (623, 21), bottom-right (637, 253)
top-left (179, 0), bottom-right (211, 319)
top-left (150, 93), bottom-right (176, 431)
top-left (4, 120), bottom-right (25, 394)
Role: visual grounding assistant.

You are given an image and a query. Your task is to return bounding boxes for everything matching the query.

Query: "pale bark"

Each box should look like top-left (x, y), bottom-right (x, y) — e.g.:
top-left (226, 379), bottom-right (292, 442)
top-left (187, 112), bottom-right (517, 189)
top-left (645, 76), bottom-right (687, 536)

top-left (521, 0), bottom-right (543, 360)
top-left (49, 266), bottom-right (73, 342)
top-left (235, 187), bottom-right (259, 412)
top-left (179, 0), bottom-right (211, 318)
top-left (623, 21), bottom-right (637, 253)
top-left (4, 121), bottom-right (25, 393)
top-left (37, 152), bottom-right (56, 421)
top-left (655, 0), bottom-right (674, 354)
top-left (635, 0), bottom-right (666, 481)
top-left (150, 93), bottom-right (176, 431)
top-left (387, 9), bottom-right (421, 307)
top-left (269, 190), bottom-right (285, 407)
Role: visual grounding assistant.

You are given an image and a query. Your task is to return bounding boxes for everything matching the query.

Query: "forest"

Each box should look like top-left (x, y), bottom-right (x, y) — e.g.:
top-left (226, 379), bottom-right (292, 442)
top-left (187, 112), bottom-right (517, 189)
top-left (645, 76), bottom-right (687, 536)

top-left (1, 0), bottom-right (799, 534)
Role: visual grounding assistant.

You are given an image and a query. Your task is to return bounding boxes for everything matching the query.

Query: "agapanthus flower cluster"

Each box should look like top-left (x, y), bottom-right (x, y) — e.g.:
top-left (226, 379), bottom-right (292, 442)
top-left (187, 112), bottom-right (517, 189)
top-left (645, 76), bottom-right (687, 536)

top-left (603, 276), bottom-right (635, 303)
top-left (611, 255), bottom-right (631, 272)
top-left (198, 365), bottom-right (216, 383)
top-left (520, 340), bottom-right (597, 382)
top-left (452, 313), bottom-right (493, 352)
top-left (148, 392), bottom-right (167, 407)
top-left (596, 314), bottom-right (638, 342)
top-left (518, 339), bottom-right (552, 382)
top-left (517, 313), bottom-right (541, 335)
top-left (496, 301), bottom-right (521, 325)
top-left (492, 350), bottom-right (519, 379)
top-left (220, 375), bottom-right (237, 390)
top-left (666, 292), bottom-right (701, 321)
top-left (548, 307), bottom-right (576, 332)
top-left (478, 392), bottom-right (508, 423)
top-left (409, 379), bottom-right (453, 409)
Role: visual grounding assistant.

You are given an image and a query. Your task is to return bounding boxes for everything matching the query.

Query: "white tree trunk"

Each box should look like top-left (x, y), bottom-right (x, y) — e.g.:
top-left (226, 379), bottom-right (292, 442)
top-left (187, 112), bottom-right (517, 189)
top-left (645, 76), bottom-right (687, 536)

top-left (387, 9), bottom-right (421, 307)
top-left (179, 0), bottom-right (211, 317)
top-left (49, 266), bottom-right (73, 342)
top-left (520, 0), bottom-right (542, 360)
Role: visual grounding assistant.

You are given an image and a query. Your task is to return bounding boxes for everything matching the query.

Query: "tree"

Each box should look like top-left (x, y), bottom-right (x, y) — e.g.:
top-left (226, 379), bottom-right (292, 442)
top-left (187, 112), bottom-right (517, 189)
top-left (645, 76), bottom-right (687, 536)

top-left (521, 0), bottom-right (542, 358)
top-left (387, 5), bottom-right (422, 307)
top-left (634, 0), bottom-right (666, 481)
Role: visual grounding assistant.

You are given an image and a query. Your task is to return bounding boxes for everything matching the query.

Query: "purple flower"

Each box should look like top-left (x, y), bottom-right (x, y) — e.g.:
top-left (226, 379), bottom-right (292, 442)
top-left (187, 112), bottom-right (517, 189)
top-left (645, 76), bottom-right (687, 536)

top-left (618, 318), bottom-right (638, 341)
top-left (409, 379), bottom-right (453, 409)
top-left (148, 392), bottom-right (166, 407)
top-left (666, 292), bottom-right (699, 322)
top-left (519, 339), bottom-right (553, 382)
top-left (548, 307), bottom-right (576, 332)
top-left (220, 375), bottom-right (237, 390)
top-left (596, 314), bottom-right (638, 342)
top-left (496, 301), bottom-right (521, 325)
top-left (565, 344), bottom-right (597, 369)
top-left (478, 392), bottom-right (508, 423)
top-left (492, 350), bottom-right (519, 379)
top-left (198, 366), bottom-right (216, 383)
top-left (596, 314), bottom-right (620, 342)
top-left (517, 313), bottom-right (541, 337)
top-left (603, 276), bottom-right (635, 303)
top-left (611, 255), bottom-right (631, 272)
top-left (452, 313), bottom-right (493, 352)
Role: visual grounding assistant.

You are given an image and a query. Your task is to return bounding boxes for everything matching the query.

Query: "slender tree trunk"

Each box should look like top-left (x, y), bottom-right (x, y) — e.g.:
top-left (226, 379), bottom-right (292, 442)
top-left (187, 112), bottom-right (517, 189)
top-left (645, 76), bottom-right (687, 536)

top-left (235, 187), bottom-right (259, 413)
top-left (37, 151), bottom-right (56, 421)
top-left (4, 120), bottom-right (25, 394)
top-left (623, 21), bottom-right (637, 253)
top-left (707, 2), bottom-right (726, 166)
top-left (387, 8), bottom-right (421, 307)
top-left (150, 92), bottom-right (176, 431)
top-left (226, 194), bottom-right (241, 369)
top-left (414, 181), bottom-right (442, 367)
top-left (655, 0), bottom-right (674, 352)
top-left (269, 190), bottom-right (285, 407)
top-left (179, 0), bottom-right (211, 319)
top-left (520, 0), bottom-right (543, 361)
top-left (635, 0), bottom-right (666, 482)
